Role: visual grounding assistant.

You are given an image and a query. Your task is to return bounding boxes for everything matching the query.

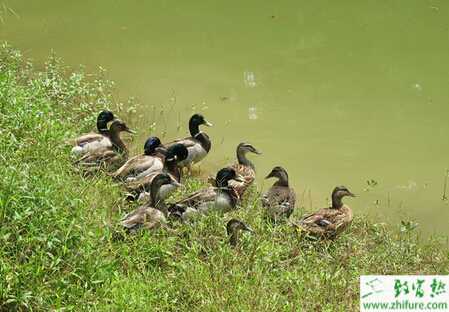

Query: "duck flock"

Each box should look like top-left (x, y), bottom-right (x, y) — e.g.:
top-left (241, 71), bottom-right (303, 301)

top-left (69, 110), bottom-right (355, 244)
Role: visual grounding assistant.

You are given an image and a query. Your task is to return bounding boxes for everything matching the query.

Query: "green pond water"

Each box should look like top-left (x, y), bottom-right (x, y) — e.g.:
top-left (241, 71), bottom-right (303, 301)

top-left (2, 1), bottom-right (449, 235)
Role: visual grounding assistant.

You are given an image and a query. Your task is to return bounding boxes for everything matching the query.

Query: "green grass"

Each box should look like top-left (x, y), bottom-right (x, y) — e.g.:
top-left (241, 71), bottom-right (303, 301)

top-left (1, 43), bottom-right (448, 311)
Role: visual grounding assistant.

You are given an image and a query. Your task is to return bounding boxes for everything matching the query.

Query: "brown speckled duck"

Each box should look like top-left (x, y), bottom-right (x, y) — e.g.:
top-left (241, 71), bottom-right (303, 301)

top-left (262, 166), bottom-right (296, 223)
top-left (209, 143), bottom-right (261, 198)
top-left (297, 186), bottom-right (355, 238)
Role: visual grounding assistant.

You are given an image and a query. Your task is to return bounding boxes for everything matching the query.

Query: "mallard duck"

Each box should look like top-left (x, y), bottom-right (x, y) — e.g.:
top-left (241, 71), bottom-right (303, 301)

top-left (125, 144), bottom-right (188, 200)
top-left (74, 119), bottom-right (135, 169)
top-left (111, 136), bottom-right (166, 181)
top-left (121, 173), bottom-right (181, 233)
top-left (226, 219), bottom-right (254, 247)
top-left (297, 186), bottom-right (355, 238)
top-left (262, 166), bottom-right (296, 223)
top-left (168, 167), bottom-right (244, 221)
top-left (165, 114), bottom-right (212, 168)
top-left (210, 142), bottom-right (261, 197)
top-left (70, 110), bottom-right (116, 155)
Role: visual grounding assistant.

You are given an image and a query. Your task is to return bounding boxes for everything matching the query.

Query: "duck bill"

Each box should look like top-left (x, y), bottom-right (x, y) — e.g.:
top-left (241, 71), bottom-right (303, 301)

top-left (348, 192), bottom-right (356, 197)
top-left (126, 128), bottom-right (137, 134)
top-left (253, 149), bottom-right (262, 155)
top-left (204, 120), bottom-right (213, 127)
top-left (265, 172), bottom-right (274, 179)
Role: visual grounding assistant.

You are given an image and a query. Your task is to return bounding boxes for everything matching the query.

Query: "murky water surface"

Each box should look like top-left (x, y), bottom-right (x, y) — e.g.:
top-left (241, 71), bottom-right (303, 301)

top-left (2, 1), bottom-right (449, 234)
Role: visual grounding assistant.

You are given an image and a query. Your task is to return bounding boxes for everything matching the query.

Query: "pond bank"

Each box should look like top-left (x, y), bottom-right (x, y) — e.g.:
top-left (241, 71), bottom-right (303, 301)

top-left (1, 44), bottom-right (448, 311)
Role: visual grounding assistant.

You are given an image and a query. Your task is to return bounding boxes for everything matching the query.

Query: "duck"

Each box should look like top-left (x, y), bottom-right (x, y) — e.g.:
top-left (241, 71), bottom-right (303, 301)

top-left (124, 143), bottom-right (188, 200)
top-left (121, 173), bottom-right (181, 233)
top-left (165, 114), bottom-right (212, 168)
top-left (74, 119), bottom-right (135, 169)
top-left (226, 219), bottom-right (254, 247)
top-left (70, 110), bottom-right (116, 155)
top-left (296, 186), bottom-right (355, 238)
top-left (111, 136), bottom-right (166, 181)
top-left (209, 143), bottom-right (261, 198)
top-left (262, 166), bottom-right (296, 223)
top-left (168, 167), bottom-right (244, 221)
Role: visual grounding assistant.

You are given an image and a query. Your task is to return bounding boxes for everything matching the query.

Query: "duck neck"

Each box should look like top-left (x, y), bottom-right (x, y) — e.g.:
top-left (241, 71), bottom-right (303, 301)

top-left (218, 181), bottom-right (238, 207)
top-left (108, 131), bottom-right (127, 154)
top-left (194, 133), bottom-right (211, 152)
top-left (229, 232), bottom-right (238, 247)
top-left (189, 119), bottom-right (200, 136)
top-left (331, 195), bottom-right (343, 209)
top-left (237, 150), bottom-right (254, 170)
top-left (150, 183), bottom-right (162, 207)
top-left (165, 161), bottom-right (181, 182)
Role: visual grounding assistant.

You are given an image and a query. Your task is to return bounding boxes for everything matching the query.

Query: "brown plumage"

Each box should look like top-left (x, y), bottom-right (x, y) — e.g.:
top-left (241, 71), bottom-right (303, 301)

top-left (262, 166), bottom-right (296, 222)
top-left (297, 186), bottom-right (355, 238)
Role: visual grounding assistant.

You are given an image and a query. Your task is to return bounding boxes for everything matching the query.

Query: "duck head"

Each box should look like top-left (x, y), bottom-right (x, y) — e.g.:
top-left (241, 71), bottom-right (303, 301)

top-left (265, 166), bottom-right (289, 187)
top-left (189, 113), bottom-right (213, 136)
top-left (237, 142), bottom-right (261, 155)
top-left (331, 186), bottom-right (355, 209)
top-left (215, 167), bottom-right (244, 188)
top-left (165, 144), bottom-right (188, 164)
top-left (143, 137), bottom-right (162, 155)
top-left (109, 119), bottom-right (136, 134)
top-left (236, 142), bottom-right (261, 169)
top-left (226, 219), bottom-right (254, 247)
top-left (150, 173), bottom-right (182, 206)
top-left (96, 110), bottom-right (115, 133)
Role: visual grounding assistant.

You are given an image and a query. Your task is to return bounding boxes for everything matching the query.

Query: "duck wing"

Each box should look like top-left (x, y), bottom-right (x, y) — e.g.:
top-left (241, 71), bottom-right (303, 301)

top-left (175, 186), bottom-right (217, 208)
top-left (112, 155), bottom-right (163, 179)
top-left (74, 146), bottom-right (125, 169)
top-left (299, 207), bottom-right (350, 236)
top-left (71, 136), bottom-right (113, 156)
top-left (121, 205), bottom-right (166, 232)
top-left (70, 132), bottom-right (104, 146)
top-left (165, 137), bottom-right (197, 148)
top-left (125, 171), bottom-right (159, 192)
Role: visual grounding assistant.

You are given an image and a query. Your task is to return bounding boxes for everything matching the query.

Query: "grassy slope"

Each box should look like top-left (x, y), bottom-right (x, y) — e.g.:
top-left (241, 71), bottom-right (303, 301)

top-left (0, 44), bottom-right (448, 311)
